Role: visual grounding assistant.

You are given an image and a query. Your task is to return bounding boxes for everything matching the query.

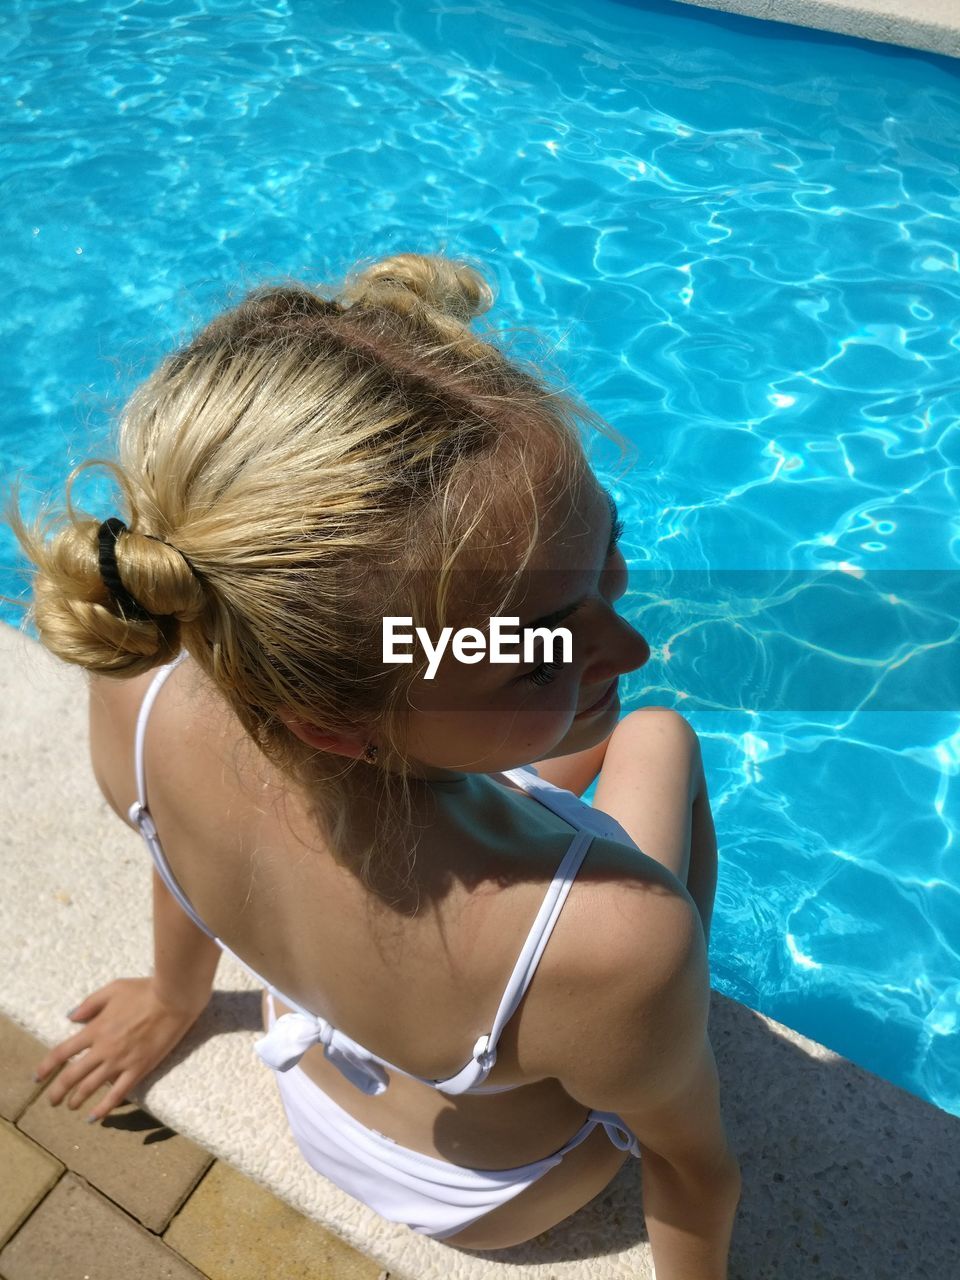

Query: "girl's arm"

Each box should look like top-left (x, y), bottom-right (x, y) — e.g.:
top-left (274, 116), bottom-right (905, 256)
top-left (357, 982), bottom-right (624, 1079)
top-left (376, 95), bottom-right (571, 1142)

top-left (38, 670), bottom-right (222, 1118)
top-left (35, 868), bottom-right (220, 1122)
top-left (150, 866), bottom-right (221, 1012)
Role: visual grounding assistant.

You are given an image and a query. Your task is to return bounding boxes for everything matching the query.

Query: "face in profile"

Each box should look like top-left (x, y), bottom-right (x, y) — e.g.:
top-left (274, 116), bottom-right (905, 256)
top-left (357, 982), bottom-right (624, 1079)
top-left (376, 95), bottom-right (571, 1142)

top-left (400, 470), bottom-right (651, 777)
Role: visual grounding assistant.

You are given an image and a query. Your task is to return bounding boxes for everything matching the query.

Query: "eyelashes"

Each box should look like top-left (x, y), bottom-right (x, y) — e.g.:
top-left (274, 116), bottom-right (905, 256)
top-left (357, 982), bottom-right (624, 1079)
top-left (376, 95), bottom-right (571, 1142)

top-left (523, 659), bottom-right (565, 687)
top-left (522, 525), bottom-right (626, 688)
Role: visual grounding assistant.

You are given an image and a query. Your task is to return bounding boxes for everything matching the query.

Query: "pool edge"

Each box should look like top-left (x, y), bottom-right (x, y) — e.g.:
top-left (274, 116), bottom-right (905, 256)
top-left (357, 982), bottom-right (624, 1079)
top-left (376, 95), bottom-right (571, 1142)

top-left (671, 0), bottom-right (960, 58)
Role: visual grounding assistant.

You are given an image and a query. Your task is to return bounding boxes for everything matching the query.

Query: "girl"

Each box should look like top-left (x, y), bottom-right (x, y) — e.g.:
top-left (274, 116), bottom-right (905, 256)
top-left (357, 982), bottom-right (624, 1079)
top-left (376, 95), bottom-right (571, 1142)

top-left (9, 253), bottom-right (740, 1275)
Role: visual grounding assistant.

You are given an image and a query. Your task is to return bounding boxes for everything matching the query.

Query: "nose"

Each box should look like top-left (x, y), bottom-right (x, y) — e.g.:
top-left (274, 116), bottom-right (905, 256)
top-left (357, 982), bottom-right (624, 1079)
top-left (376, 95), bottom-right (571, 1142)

top-left (618, 620), bottom-right (650, 676)
top-left (586, 603), bottom-right (650, 681)
top-left (604, 550), bottom-right (648, 676)
top-left (638, 628), bottom-right (651, 663)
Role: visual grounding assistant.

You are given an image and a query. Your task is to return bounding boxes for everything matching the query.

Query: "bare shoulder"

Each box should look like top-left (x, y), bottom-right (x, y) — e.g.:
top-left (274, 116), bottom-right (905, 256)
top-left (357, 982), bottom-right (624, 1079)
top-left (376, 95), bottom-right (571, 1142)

top-left (517, 832), bottom-right (700, 1085)
top-left (87, 656), bottom-right (223, 827)
top-left (88, 666), bottom-right (157, 720)
top-left (87, 669), bottom-right (163, 821)
top-left (566, 833), bottom-right (698, 986)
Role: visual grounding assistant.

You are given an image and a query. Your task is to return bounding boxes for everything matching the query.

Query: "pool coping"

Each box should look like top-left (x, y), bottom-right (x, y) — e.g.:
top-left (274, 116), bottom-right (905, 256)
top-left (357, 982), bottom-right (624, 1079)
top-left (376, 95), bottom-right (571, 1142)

top-left (673, 0), bottom-right (959, 57)
top-left (2, 617), bottom-right (958, 1279)
top-left (0, 1010), bottom-right (387, 1280)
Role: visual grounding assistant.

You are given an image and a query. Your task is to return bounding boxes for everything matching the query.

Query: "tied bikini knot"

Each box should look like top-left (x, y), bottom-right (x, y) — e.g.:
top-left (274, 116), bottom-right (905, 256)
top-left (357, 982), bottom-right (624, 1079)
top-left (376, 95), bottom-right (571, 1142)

top-left (254, 1010), bottom-right (328, 1071)
top-left (255, 1010), bottom-right (390, 1095)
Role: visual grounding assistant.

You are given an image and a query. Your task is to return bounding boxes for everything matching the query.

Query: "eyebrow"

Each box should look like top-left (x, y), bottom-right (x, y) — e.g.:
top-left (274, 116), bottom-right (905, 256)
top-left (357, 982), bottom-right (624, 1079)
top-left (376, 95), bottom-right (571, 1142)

top-left (516, 488), bottom-right (620, 640)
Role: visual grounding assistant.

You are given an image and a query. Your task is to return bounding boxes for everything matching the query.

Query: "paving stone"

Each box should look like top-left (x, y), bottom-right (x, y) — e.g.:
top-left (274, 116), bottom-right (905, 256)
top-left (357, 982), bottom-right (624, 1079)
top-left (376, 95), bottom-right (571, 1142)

top-left (17, 1085), bottom-right (213, 1233)
top-left (0, 1119), bottom-right (63, 1247)
top-left (0, 1172), bottom-right (203, 1280)
top-left (0, 1015), bottom-right (47, 1121)
top-left (165, 1160), bottom-right (383, 1280)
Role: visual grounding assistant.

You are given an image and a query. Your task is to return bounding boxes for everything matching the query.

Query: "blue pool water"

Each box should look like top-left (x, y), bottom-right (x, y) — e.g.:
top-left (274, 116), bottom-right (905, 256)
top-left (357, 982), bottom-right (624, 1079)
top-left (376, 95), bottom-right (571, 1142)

top-left (1, 0), bottom-right (958, 1115)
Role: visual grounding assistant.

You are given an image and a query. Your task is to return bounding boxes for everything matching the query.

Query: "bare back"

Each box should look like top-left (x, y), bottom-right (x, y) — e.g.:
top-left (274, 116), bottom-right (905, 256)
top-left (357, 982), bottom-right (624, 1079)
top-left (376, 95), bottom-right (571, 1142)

top-left (93, 656), bottom-right (699, 1244)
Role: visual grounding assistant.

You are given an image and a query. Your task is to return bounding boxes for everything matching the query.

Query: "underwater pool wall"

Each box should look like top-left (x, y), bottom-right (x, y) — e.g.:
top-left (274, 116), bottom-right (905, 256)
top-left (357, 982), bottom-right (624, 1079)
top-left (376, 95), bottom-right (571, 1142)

top-left (672, 0), bottom-right (959, 58)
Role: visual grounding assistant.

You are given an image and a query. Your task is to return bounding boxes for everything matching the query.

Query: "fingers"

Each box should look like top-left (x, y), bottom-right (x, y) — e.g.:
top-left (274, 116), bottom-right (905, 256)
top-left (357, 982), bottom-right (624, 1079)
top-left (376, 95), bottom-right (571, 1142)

top-left (86, 1071), bottom-right (135, 1124)
top-left (41, 1049), bottom-right (135, 1121)
top-left (66, 985), bottom-right (112, 1024)
top-left (62, 1060), bottom-right (117, 1113)
top-left (35, 1028), bottom-right (94, 1089)
top-left (45, 1047), bottom-right (100, 1107)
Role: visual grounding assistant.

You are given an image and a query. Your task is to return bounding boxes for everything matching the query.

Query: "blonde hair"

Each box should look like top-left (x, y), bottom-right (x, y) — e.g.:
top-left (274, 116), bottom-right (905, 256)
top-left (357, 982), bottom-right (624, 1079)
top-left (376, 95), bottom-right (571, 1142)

top-left (5, 251), bottom-right (631, 904)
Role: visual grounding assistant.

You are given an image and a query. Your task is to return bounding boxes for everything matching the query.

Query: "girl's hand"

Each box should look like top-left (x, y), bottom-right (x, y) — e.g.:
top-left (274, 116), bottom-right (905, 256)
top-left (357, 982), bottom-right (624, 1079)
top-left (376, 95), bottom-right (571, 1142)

top-left (34, 977), bottom-right (209, 1123)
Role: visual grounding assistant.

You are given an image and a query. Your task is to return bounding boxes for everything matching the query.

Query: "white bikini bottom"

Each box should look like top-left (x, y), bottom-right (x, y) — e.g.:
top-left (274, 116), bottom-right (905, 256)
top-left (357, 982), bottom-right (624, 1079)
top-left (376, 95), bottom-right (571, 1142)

top-left (265, 992), bottom-right (641, 1241)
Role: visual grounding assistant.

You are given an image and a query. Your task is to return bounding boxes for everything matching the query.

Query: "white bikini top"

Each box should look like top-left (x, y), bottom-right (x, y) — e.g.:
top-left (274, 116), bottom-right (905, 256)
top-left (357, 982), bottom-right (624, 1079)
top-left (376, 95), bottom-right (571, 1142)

top-left (128, 650), bottom-right (641, 1098)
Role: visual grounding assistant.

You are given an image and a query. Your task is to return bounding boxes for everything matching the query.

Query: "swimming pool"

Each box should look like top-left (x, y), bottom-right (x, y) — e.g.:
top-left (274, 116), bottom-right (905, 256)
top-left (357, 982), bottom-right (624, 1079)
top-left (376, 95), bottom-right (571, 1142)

top-left (1, 0), bottom-right (958, 1117)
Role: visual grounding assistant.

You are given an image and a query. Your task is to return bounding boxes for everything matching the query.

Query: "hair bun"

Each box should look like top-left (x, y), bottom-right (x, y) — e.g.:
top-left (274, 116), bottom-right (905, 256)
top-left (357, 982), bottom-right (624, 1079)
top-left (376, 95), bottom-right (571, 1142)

top-left (341, 253), bottom-right (495, 324)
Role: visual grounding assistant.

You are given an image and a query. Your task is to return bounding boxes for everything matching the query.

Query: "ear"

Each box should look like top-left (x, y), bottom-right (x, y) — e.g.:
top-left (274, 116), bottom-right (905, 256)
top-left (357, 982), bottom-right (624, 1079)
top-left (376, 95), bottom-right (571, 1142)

top-left (276, 709), bottom-right (370, 760)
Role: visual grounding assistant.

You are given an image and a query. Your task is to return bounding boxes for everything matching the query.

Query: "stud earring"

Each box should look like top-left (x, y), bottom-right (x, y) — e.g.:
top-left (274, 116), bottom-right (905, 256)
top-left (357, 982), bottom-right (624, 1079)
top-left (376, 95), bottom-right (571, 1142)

top-left (363, 744), bottom-right (379, 763)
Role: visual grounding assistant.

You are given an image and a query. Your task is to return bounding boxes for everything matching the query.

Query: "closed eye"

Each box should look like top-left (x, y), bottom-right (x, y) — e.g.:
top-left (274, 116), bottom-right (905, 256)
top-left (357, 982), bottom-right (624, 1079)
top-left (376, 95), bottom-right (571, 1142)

top-left (521, 533), bottom-right (624, 688)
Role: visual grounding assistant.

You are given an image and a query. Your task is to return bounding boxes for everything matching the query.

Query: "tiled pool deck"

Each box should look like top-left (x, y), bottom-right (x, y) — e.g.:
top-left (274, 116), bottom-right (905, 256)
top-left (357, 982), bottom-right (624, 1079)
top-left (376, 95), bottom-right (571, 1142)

top-left (0, 1014), bottom-right (387, 1280)
top-left (2, 8), bottom-right (958, 1277)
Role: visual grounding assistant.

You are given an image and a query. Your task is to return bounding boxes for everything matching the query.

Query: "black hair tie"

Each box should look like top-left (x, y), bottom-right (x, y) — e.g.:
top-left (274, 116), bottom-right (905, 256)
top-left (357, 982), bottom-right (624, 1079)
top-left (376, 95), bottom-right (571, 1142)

top-left (97, 518), bottom-right (154, 623)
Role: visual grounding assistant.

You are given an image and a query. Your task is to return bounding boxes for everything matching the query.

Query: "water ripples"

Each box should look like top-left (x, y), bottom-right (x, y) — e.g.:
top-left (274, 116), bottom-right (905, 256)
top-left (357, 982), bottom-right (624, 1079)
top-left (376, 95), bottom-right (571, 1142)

top-left (1, 0), bottom-right (958, 1115)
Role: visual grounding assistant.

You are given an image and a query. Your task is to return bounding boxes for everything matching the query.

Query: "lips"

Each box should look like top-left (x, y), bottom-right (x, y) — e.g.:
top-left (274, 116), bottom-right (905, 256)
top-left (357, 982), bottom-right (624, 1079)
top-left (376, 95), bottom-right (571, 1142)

top-left (574, 679), bottom-right (617, 718)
